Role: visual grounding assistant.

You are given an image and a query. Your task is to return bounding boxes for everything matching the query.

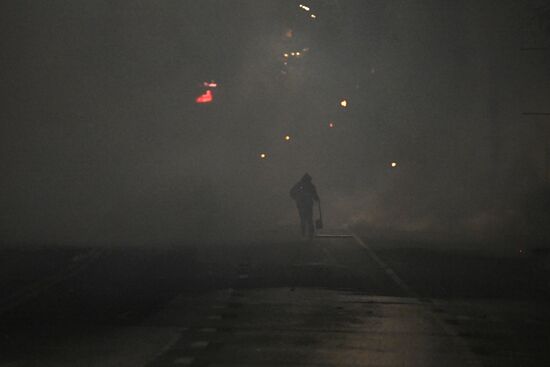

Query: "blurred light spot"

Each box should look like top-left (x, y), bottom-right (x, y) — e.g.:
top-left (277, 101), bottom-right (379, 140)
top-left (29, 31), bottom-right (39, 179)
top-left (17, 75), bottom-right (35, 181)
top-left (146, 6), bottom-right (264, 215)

top-left (329, 122), bottom-right (335, 128)
top-left (391, 162), bottom-right (398, 168)
top-left (284, 135), bottom-right (291, 141)
top-left (340, 99), bottom-right (348, 107)
top-left (285, 29), bottom-right (293, 38)
top-left (260, 153), bottom-right (267, 159)
top-left (310, 14), bottom-right (317, 19)
top-left (283, 53), bottom-right (289, 58)
top-left (203, 81), bottom-right (218, 88)
top-left (196, 90), bottom-right (213, 104)
top-left (296, 51), bottom-right (301, 56)
top-left (299, 4), bottom-right (310, 11)
top-left (291, 52), bottom-right (296, 56)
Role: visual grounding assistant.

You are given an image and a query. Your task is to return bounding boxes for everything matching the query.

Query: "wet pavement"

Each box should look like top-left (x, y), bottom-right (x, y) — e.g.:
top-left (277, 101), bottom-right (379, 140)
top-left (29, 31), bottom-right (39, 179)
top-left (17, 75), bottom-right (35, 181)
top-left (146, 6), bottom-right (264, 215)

top-left (144, 289), bottom-right (477, 367)
top-left (1, 230), bottom-right (549, 366)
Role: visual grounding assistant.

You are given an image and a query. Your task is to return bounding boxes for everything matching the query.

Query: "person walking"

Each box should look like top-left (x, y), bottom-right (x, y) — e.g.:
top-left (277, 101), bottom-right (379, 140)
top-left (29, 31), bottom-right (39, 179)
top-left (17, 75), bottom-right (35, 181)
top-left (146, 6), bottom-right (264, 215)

top-left (290, 173), bottom-right (320, 240)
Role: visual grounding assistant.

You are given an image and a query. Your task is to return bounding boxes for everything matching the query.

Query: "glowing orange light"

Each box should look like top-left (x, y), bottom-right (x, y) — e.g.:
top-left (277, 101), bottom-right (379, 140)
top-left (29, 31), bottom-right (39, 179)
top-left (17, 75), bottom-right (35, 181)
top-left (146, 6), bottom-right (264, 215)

top-left (340, 99), bottom-right (348, 107)
top-left (196, 90), bottom-right (213, 103)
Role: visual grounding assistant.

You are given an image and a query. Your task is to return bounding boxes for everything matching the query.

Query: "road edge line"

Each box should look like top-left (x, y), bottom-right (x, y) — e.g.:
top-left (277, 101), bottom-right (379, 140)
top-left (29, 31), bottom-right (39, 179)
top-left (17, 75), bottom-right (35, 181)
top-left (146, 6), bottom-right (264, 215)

top-left (350, 233), bottom-right (417, 297)
top-left (350, 232), bottom-right (483, 367)
top-left (0, 248), bottom-right (105, 315)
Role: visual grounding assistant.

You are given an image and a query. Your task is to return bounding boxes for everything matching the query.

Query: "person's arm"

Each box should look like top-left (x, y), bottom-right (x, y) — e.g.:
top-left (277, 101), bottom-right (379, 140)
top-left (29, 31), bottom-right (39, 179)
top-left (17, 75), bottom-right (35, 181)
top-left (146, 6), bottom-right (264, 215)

top-left (312, 185), bottom-right (320, 202)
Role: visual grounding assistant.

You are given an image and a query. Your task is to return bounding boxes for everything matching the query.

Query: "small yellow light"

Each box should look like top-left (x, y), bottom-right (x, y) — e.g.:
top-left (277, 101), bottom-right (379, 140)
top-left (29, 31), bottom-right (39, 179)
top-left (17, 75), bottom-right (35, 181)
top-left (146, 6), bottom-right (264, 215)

top-left (260, 153), bottom-right (267, 159)
top-left (340, 99), bottom-right (348, 107)
top-left (284, 135), bottom-right (291, 141)
top-left (283, 53), bottom-right (289, 58)
top-left (296, 51), bottom-right (301, 56)
top-left (391, 162), bottom-right (397, 168)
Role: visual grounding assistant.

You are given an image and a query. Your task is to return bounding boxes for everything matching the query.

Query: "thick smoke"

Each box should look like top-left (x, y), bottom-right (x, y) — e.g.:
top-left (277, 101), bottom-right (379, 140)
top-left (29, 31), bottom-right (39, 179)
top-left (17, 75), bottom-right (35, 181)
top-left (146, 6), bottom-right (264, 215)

top-left (1, 1), bottom-right (549, 247)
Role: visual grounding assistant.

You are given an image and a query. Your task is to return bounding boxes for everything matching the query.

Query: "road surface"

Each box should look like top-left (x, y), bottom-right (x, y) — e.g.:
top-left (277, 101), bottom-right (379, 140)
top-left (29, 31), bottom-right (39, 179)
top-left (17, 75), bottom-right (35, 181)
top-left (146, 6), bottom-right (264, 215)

top-left (1, 228), bottom-right (549, 366)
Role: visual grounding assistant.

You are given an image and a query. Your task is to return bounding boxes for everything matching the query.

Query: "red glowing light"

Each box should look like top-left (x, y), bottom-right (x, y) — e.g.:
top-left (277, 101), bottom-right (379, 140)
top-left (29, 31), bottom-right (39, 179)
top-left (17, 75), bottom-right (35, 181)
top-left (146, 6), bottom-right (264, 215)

top-left (196, 90), bottom-right (213, 103)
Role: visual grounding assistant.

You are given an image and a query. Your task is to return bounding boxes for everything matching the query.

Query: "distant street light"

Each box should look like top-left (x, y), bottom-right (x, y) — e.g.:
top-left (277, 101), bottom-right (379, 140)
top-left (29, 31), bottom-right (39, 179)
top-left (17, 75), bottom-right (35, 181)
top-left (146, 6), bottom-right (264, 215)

top-left (203, 81), bottom-right (218, 88)
top-left (284, 135), bottom-right (291, 141)
top-left (390, 161), bottom-right (398, 168)
top-left (259, 153), bottom-right (268, 159)
top-left (340, 99), bottom-right (348, 107)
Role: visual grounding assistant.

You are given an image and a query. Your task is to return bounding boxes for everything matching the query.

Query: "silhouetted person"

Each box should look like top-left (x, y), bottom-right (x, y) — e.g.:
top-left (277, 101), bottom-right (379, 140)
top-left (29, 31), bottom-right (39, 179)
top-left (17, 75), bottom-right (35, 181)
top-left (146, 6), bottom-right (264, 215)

top-left (290, 173), bottom-right (320, 239)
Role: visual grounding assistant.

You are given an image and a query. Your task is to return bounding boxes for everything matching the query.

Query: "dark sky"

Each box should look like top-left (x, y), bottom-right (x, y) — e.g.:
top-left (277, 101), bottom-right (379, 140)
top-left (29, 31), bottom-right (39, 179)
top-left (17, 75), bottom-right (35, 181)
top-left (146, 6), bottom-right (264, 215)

top-left (1, 1), bottom-right (549, 245)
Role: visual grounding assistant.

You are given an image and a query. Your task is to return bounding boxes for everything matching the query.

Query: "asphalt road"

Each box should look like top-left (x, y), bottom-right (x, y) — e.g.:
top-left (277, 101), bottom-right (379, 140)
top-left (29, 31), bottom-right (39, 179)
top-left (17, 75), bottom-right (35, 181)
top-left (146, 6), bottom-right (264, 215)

top-left (1, 229), bottom-right (549, 366)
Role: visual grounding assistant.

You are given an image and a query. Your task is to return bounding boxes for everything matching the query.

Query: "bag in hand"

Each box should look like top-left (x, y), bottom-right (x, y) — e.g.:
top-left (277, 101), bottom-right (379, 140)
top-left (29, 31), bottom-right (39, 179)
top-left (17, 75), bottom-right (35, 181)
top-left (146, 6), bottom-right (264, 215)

top-left (315, 218), bottom-right (323, 229)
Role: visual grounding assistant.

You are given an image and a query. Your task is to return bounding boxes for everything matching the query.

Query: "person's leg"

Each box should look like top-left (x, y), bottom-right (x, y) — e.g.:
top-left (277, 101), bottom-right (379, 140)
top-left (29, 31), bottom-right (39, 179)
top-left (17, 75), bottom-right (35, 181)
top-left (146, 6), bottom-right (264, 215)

top-left (298, 209), bottom-right (306, 236)
top-left (307, 215), bottom-right (314, 239)
top-left (300, 217), bottom-right (307, 237)
top-left (304, 206), bottom-right (314, 239)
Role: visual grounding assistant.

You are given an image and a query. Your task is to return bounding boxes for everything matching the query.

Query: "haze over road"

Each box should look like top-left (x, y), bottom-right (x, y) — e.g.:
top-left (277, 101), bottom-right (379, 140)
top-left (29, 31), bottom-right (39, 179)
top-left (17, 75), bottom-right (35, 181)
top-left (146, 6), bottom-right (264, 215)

top-left (1, 1), bottom-right (550, 366)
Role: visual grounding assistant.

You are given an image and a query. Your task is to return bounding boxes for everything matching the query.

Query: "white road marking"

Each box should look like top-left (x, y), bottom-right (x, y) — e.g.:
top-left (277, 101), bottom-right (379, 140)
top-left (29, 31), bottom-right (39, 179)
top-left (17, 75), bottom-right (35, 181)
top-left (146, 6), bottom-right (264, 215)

top-left (190, 341), bottom-right (209, 349)
top-left (316, 234), bottom-right (353, 238)
top-left (350, 233), bottom-right (416, 296)
top-left (0, 248), bottom-right (105, 315)
top-left (350, 232), bottom-right (483, 367)
top-left (173, 356), bottom-right (194, 365)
